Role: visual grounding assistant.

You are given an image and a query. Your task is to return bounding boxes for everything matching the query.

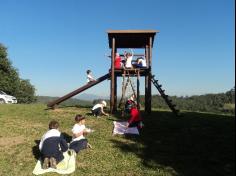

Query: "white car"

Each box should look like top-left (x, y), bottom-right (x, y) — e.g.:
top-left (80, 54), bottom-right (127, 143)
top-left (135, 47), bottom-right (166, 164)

top-left (0, 91), bottom-right (17, 104)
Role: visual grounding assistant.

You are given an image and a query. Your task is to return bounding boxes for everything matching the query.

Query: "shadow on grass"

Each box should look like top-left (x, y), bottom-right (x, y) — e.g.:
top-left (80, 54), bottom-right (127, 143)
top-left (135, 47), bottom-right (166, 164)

top-left (32, 140), bottom-right (41, 160)
top-left (110, 111), bottom-right (235, 176)
top-left (61, 132), bottom-right (72, 143)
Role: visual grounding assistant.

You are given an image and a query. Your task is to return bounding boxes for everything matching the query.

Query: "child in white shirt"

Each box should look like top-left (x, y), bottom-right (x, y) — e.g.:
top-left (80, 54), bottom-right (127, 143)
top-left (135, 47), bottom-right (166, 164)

top-left (69, 115), bottom-right (93, 153)
top-left (86, 70), bottom-right (96, 83)
top-left (125, 49), bottom-right (134, 68)
top-left (91, 100), bottom-right (109, 117)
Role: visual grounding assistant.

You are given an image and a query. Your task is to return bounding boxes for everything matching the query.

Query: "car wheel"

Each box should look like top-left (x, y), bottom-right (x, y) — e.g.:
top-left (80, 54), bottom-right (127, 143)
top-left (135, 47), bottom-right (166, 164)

top-left (0, 99), bottom-right (6, 104)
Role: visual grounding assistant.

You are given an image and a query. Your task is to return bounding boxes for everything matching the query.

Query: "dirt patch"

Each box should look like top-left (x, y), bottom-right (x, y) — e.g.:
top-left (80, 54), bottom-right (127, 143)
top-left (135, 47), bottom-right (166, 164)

top-left (0, 136), bottom-right (25, 147)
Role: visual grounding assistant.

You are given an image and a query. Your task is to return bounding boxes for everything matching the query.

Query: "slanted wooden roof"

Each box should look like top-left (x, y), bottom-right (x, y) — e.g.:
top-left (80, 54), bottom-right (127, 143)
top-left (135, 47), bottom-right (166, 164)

top-left (107, 30), bottom-right (159, 48)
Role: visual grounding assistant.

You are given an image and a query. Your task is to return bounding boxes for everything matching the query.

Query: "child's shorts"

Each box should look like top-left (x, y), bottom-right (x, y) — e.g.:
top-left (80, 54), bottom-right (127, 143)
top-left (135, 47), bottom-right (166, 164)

top-left (69, 139), bottom-right (88, 153)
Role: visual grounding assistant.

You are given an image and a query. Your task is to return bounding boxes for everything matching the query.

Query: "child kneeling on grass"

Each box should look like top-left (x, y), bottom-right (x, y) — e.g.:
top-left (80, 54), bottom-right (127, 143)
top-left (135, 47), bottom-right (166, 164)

top-left (69, 114), bottom-right (93, 154)
top-left (126, 103), bottom-right (144, 129)
top-left (91, 100), bottom-right (109, 117)
top-left (39, 120), bottom-right (68, 169)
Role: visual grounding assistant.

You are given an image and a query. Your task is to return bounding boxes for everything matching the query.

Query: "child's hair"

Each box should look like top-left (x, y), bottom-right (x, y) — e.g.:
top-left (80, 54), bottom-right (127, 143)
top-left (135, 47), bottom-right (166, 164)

top-left (75, 114), bottom-right (85, 122)
top-left (49, 120), bottom-right (59, 129)
top-left (86, 70), bottom-right (91, 74)
top-left (136, 57), bottom-right (143, 62)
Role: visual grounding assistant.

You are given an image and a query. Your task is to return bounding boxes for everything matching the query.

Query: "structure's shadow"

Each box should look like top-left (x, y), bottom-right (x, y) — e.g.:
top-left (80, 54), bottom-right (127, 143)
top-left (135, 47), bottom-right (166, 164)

top-left (110, 111), bottom-right (235, 176)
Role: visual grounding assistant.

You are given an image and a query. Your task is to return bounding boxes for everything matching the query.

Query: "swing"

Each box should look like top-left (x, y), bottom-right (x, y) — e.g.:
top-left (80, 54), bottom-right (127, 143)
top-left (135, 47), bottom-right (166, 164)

top-left (118, 70), bottom-right (137, 116)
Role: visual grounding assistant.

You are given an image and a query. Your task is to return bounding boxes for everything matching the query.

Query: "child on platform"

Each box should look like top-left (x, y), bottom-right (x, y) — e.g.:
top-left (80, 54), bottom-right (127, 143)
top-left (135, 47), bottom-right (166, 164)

top-left (69, 115), bottom-right (93, 154)
top-left (124, 49), bottom-right (134, 68)
top-left (39, 120), bottom-right (68, 169)
top-left (86, 70), bottom-right (96, 83)
top-left (135, 57), bottom-right (147, 68)
top-left (114, 52), bottom-right (123, 69)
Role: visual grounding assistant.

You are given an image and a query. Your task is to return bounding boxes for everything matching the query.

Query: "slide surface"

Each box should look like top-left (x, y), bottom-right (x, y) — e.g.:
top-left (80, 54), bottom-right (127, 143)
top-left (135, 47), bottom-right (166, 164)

top-left (47, 73), bottom-right (110, 107)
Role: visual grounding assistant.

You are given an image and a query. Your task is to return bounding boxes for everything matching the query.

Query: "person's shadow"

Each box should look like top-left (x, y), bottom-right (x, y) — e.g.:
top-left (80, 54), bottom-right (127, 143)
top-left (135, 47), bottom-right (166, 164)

top-left (32, 140), bottom-right (41, 160)
top-left (61, 132), bottom-right (72, 143)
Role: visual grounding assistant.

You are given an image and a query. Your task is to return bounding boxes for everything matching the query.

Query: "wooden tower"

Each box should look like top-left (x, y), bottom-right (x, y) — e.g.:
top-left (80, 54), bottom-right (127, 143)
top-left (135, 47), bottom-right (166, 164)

top-left (107, 30), bottom-right (159, 114)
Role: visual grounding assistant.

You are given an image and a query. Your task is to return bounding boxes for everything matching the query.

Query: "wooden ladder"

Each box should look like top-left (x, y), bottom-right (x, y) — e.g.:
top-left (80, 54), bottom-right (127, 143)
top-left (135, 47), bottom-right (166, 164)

top-left (151, 75), bottom-right (180, 116)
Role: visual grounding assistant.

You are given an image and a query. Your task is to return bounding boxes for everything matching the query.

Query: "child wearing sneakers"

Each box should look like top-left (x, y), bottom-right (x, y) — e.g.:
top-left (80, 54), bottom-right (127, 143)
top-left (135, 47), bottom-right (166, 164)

top-left (69, 115), bottom-right (93, 154)
top-left (39, 120), bottom-right (68, 169)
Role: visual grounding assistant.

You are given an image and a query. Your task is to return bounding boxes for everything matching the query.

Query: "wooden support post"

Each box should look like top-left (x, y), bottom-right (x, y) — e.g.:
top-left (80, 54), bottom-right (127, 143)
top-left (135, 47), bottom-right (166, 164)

top-left (145, 45), bottom-right (150, 113)
top-left (137, 71), bottom-right (140, 110)
top-left (110, 37), bottom-right (115, 114)
top-left (147, 37), bottom-right (152, 113)
top-left (149, 37), bottom-right (153, 69)
top-left (114, 74), bottom-right (117, 112)
top-left (145, 45), bottom-right (149, 68)
top-left (145, 75), bottom-right (151, 114)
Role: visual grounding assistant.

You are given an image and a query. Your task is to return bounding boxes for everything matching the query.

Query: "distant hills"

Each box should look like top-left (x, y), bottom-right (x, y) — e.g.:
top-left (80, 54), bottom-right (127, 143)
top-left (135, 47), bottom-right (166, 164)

top-left (37, 88), bottom-right (235, 115)
top-left (76, 93), bottom-right (109, 101)
top-left (36, 96), bottom-right (93, 107)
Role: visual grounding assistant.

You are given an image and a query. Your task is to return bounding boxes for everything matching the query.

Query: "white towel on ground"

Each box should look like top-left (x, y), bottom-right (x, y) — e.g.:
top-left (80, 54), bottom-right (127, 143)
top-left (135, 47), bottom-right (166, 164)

top-left (113, 121), bottom-right (139, 135)
top-left (32, 151), bottom-right (76, 175)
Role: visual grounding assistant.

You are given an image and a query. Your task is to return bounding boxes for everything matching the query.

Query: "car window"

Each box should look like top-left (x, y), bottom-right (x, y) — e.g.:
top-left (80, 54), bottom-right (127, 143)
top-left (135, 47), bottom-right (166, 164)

top-left (0, 91), bottom-right (7, 95)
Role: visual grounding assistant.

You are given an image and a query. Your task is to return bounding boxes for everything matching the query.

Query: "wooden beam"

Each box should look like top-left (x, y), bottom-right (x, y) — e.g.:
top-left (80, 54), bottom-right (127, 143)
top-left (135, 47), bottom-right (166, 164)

top-left (137, 71), bottom-right (140, 110)
top-left (107, 30), bottom-right (159, 34)
top-left (145, 45), bottom-right (149, 68)
top-left (107, 54), bottom-right (145, 58)
top-left (114, 74), bottom-right (117, 112)
top-left (110, 37), bottom-right (115, 113)
top-left (149, 37), bottom-right (152, 69)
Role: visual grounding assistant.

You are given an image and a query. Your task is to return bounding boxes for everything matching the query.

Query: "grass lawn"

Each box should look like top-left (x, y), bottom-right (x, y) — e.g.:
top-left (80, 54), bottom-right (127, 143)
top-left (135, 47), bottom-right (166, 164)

top-left (0, 104), bottom-right (235, 176)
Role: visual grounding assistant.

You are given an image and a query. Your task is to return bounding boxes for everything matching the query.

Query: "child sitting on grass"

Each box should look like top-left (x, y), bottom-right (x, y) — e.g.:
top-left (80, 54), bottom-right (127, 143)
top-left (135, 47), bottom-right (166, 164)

top-left (39, 120), bottom-right (68, 169)
top-left (69, 115), bottom-right (93, 154)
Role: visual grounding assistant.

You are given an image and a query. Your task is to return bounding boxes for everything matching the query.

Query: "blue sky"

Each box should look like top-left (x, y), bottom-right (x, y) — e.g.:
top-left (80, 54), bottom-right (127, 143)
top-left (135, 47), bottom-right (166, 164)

top-left (0, 0), bottom-right (235, 97)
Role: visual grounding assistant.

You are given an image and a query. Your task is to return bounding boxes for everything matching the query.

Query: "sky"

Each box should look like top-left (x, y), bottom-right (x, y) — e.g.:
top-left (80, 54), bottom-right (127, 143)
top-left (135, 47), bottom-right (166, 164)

top-left (0, 0), bottom-right (235, 98)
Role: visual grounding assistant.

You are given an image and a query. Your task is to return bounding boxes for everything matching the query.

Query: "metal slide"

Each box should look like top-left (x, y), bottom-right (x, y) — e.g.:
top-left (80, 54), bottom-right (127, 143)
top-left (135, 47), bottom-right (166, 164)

top-left (47, 73), bottom-right (110, 108)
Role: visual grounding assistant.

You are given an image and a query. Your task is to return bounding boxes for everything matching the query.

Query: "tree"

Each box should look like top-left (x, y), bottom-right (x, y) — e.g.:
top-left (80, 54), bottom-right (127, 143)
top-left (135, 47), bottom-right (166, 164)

top-left (0, 43), bottom-right (36, 103)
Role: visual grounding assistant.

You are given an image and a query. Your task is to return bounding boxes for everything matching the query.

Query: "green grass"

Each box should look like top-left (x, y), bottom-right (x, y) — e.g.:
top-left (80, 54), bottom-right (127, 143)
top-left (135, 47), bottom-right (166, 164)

top-left (0, 104), bottom-right (235, 176)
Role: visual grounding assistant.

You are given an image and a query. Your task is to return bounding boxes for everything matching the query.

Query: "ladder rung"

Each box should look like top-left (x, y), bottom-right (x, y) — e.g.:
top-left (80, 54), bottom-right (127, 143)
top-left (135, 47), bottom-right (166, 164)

top-left (164, 95), bottom-right (168, 98)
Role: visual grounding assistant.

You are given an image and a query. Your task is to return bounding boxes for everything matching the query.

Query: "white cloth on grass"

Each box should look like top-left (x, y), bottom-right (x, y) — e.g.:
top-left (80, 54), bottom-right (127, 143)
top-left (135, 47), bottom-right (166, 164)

top-left (32, 151), bottom-right (76, 175)
top-left (113, 121), bottom-right (139, 135)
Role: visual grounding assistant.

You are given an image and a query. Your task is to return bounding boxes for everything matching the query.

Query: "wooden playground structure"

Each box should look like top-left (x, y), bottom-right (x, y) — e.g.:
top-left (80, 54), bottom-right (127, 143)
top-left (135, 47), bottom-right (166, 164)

top-left (47, 30), bottom-right (179, 116)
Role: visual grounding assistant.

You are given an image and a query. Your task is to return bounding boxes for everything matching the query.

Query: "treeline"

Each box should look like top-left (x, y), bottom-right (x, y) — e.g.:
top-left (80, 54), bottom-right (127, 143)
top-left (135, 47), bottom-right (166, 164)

top-left (0, 44), bottom-right (36, 103)
top-left (140, 88), bottom-right (235, 114)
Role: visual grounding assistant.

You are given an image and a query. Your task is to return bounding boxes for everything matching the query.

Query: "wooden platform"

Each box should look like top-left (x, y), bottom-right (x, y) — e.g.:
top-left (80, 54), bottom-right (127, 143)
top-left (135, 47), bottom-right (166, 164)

top-left (114, 68), bottom-right (149, 77)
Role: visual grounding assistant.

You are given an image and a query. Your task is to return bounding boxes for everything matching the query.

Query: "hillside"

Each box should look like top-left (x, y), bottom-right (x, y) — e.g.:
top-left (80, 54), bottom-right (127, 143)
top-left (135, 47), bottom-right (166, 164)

top-left (0, 104), bottom-right (234, 175)
top-left (37, 96), bottom-right (92, 107)
top-left (36, 88), bottom-right (235, 115)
